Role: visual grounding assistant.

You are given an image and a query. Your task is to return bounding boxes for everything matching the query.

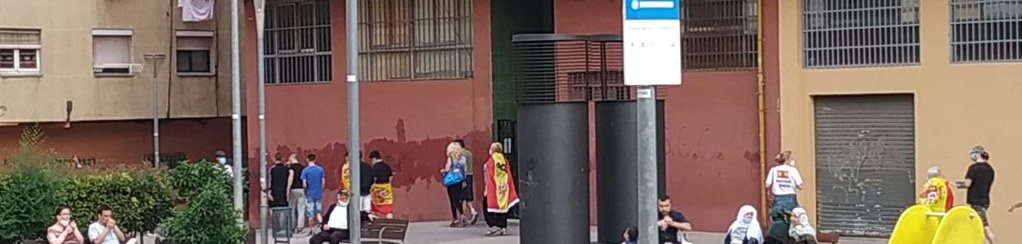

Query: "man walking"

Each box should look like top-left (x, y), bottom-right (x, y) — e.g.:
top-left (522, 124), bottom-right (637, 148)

top-left (455, 140), bottom-right (479, 224)
top-left (287, 153), bottom-right (307, 233)
top-left (301, 154), bottom-right (326, 232)
top-left (269, 153), bottom-right (291, 234)
top-left (956, 145), bottom-right (995, 244)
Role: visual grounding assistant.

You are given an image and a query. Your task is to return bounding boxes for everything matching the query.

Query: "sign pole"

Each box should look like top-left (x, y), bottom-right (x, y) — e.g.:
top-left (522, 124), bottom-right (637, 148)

top-left (623, 1), bottom-right (681, 243)
top-left (637, 86), bottom-right (657, 244)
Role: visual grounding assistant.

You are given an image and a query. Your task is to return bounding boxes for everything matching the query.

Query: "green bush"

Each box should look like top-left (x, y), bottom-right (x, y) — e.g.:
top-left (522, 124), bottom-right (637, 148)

top-left (164, 181), bottom-right (247, 244)
top-left (0, 162), bottom-right (67, 243)
top-left (65, 169), bottom-right (174, 235)
top-left (167, 160), bottom-right (232, 200)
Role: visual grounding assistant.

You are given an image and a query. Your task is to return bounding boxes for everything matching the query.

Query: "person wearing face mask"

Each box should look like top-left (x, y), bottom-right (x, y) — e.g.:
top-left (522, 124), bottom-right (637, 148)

top-left (955, 145), bottom-right (996, 244)
top-left (215, 150), bottom-right (234, 178)
top-left (787, 208), bottom-right (817, 244)
top-left (724, 205), bottom-right (763, 244)
top-left (309, 191), bottom-right (375, 244)
top-left (47, 206), bottom-right (84, 244)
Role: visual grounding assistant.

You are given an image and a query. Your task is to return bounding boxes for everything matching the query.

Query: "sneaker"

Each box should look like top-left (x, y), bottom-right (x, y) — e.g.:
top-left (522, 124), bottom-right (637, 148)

top-left (498, 228), bottom-right (508, 236)
top-left (470, 210), bottom-right (479, 225)
top-left (485, 227), bottom-right (499, 237)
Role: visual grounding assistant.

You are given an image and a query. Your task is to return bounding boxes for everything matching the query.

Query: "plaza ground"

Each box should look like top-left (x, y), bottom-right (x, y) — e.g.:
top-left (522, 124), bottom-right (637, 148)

top-left (250, 220), bottom-right (888, 244)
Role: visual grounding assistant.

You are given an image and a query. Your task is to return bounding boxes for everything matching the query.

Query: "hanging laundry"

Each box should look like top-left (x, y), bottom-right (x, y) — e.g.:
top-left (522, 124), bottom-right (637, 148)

top-left (179, 0), bottom-right (215, 22)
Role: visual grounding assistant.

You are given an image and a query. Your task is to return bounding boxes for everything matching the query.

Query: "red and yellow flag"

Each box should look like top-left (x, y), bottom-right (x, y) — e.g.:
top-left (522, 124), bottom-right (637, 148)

top-left (486, 152), bottom-right (519, 213)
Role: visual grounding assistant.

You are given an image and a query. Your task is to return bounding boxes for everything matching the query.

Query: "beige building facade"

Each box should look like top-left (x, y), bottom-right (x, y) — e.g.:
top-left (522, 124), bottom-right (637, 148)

top-left (0, 0), bottom-right (234, 123)
top-left (0, 0), bottom-right (236, 164)
top-left (779, 0), bottom-right (1022, 241)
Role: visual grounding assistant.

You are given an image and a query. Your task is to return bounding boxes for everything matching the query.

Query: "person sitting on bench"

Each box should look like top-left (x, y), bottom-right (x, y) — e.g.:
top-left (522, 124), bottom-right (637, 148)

top-left (310, 190), bottom-right (375, 244)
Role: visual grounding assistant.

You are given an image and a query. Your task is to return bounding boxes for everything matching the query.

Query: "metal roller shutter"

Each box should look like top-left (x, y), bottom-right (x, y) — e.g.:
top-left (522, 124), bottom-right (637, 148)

top-left (814, 94), bottom-right (916, 237)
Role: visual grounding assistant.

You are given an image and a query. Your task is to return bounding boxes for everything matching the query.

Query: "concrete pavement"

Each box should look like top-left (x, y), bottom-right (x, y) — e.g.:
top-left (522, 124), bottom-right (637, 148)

top-left (255, 220), bottom-right (888, 244)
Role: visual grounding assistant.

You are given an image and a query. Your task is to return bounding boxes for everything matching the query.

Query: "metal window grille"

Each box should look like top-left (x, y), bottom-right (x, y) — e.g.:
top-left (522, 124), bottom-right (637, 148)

top-left (358, 0), bottom-right (473, 81)
top-left (681, 0), bottom-right (759, 70)
top-left (950, 0), bottom-right (1022, 63)
top-left (512, 34), bottom-right (663, 104)
top-left (802, 0), bottom-right (921, 68)
top-left (264, 0), bottom-right (333, 84)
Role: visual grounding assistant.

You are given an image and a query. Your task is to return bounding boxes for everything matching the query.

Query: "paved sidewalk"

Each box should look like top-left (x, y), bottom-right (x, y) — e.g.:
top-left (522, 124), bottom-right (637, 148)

top-left (255, 220), bottom-right (888, 244)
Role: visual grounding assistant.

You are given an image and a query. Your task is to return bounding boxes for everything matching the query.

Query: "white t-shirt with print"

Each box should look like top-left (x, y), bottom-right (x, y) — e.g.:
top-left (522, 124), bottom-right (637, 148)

top-left (766, 165), bottom-right (803, 196)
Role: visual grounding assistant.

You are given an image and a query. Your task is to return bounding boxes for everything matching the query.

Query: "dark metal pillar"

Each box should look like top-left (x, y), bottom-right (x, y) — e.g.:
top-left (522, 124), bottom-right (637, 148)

top-left (517, 102), bottom-right (591, 244)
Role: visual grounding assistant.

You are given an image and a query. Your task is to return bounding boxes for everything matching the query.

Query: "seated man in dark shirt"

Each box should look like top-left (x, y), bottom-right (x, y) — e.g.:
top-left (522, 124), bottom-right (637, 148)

top-left (657, 195), bottom-right (692, 244)
top-left (310, 191), bottom-right (375, 244)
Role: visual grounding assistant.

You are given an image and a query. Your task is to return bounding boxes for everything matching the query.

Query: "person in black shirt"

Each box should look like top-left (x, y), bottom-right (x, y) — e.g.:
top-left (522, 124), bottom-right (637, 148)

top-left (287, 153), bottom-right (307, 233)
top-left (368, 150), bottom-right (395, 219)
top-left (956, 145), bottom-right (996, 244)
top-left (267, 153), bottom-right (291, 235)
top-left (340, 151), bottom-right (373, 213)
top-left (657, 195), bottom-right (692, 244)
top-left (269, 153), bottom-right (291, 207)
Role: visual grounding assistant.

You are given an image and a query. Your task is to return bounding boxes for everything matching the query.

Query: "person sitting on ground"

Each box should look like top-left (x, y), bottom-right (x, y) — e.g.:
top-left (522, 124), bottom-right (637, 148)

top-left (657, 195), bottom-right (692, 244)
top-left (787, 208), bottom-right (817, 244)
top-left (622, 226), bottom-right (638, 244)
top-left (310, 190), bottom-right (376, 244)
top-left (918, 166), bottom-right (955, 212)
top-left (764, 206), bottom-right (792, 244)
top-left (47, 206), bottom-right (84, 244)
top-left (88, 206), bottom-right (138, 244)
top-left (724, 205), bottom-right (763, 244)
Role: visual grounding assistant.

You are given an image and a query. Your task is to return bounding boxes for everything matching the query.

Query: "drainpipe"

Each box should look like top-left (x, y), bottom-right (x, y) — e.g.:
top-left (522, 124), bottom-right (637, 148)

top-left (756, 0), bottom-right (768, 225)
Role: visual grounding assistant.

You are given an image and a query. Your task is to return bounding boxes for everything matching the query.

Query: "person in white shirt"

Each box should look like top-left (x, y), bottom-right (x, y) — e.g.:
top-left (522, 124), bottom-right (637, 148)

top-left (765, 150), bottom-right (803, 210)
top-left (310, 191), bottom-right (375, 244)
top-left (88, 206), bottom-right (137, 244)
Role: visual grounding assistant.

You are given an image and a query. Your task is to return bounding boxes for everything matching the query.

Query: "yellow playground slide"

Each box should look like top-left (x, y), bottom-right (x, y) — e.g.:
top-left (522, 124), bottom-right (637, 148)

top-left (889, 205), bottom-right (984, 244)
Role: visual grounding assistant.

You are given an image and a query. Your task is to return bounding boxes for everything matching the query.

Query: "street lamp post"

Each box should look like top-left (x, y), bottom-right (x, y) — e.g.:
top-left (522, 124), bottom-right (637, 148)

top-left (254, 0), bottom-right (269, 242)
top-left (144, 54), bottom-right (166, 168)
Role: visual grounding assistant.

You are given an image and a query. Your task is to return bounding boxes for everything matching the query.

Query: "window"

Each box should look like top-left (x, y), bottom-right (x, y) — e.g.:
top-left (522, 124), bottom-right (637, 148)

top-left (264, 0), bottom-right (332, 84)
top-left (950, 0), bottom-right (1022, 63)
top-left (358, 0), bottom-right (473, 81)
top-left (176, 31), bottom-right (214, 74)
top-left (681, 0), bottom-right (759, 70)
top-left (92, 29), bottom-right (134, 75)
top-left (0, 29), bottom-right (42, 76)
top-left (802, 0), bottom-right (921, 68)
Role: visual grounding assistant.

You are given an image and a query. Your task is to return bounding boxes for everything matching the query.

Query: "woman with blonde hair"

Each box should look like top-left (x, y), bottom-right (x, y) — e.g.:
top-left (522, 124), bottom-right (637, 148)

top-left (765, 150), bottom-right (803, 209)
top-left (483, 142), bottom-right (519, 236)
top-left (441, 142), bottom-right (468, 227)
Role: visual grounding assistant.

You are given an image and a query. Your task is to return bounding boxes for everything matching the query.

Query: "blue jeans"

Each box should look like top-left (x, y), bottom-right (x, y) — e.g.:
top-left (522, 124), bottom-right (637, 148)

top-left (773, 194), bottom-right (799, 210)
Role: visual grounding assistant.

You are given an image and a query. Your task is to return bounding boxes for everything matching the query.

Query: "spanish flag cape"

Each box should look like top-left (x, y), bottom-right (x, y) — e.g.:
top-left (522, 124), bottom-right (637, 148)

top-left (485, 152), bottom-right (519, 213)
top-left (917, 177), bottom-right (955, 212)
top-left (341, 161), bottom-right (351, 192)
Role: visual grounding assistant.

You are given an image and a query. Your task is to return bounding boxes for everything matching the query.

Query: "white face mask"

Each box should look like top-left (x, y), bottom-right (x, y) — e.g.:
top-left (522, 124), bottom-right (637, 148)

top-left (338, 200), bottom-right (349, 207)
top-left (217, 157), bottom-right (227, 164)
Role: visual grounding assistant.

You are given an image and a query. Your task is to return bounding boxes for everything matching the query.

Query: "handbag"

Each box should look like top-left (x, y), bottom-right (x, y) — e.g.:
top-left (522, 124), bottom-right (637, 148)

top-left (443, 160), bottom-right (465, 187)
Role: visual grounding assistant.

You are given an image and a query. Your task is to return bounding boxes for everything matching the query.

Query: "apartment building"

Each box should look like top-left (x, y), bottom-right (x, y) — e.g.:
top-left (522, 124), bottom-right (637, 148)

top-left (0, 0), bottom-right (236, 164)
top-left (240, 0), bottom-right (782, 230)
top-left (777, 0), bottom-right (1022, 241)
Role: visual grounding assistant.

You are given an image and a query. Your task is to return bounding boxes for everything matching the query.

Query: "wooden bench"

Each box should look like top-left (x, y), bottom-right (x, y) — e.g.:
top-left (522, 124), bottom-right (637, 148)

top-left (358, 219), bottom-right (409, 244)
top-left (817, 231), bottom-right (840, 244)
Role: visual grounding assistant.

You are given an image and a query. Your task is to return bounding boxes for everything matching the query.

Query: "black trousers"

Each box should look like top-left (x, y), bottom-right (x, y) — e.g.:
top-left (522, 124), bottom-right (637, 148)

top-left (483, 195), bottom-right (508, 228)
top-left (309, 229), bottom-right (350, 244)
top-left (446, 184), bottom-right (464, 220)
